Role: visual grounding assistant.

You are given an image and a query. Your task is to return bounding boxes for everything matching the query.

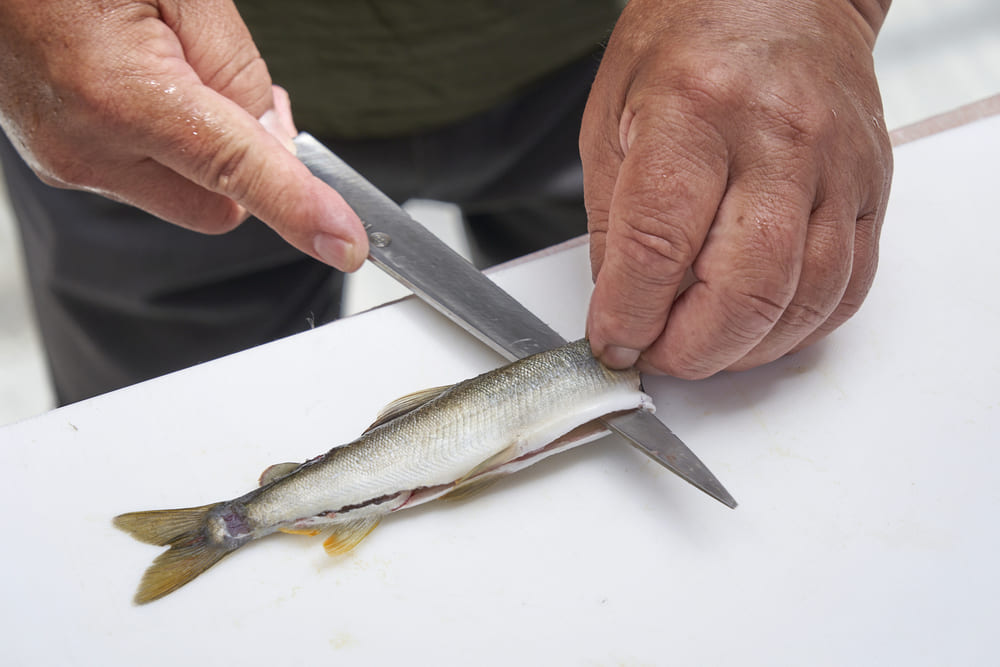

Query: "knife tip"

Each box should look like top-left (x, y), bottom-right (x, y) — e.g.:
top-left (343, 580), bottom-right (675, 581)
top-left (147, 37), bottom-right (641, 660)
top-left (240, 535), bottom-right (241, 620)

top-left (699, 477), bottom-right (738, 509)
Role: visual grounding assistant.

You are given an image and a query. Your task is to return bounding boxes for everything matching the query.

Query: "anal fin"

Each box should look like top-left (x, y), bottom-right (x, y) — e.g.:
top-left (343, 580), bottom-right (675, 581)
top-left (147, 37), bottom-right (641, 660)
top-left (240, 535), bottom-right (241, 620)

top-left (323, 517), bottom-right (381, 556)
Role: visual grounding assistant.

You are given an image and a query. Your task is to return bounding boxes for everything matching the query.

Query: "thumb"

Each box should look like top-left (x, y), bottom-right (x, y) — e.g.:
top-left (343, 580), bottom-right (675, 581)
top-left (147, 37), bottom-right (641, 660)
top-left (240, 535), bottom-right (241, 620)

top-left (120, 7), bottom-right (368, 270)
top-left (152, 81), bottom-right (370, 271)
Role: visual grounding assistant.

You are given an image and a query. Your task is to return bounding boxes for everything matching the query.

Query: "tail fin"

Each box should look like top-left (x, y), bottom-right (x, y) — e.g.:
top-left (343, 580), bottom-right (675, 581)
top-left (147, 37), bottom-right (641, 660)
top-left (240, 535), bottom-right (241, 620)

top-left (114, 504), bottom-right (234, 605)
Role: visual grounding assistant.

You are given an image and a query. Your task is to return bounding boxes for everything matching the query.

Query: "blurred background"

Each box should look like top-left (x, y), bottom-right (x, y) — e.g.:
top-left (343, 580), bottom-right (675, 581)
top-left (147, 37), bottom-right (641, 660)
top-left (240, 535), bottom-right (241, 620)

top-left (3, 0), bottom-right (999, 426)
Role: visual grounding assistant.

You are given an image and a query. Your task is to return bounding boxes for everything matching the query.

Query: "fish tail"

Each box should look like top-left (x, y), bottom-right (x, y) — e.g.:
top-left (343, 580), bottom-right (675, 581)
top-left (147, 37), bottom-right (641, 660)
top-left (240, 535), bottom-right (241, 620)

top-left (114, 504), bottom-right (235, 605)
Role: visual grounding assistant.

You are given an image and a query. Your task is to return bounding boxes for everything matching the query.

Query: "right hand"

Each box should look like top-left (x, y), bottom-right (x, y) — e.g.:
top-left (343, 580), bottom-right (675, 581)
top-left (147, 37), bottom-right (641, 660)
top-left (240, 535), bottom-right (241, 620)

top-left (0, 0), bottom-right (368, 270)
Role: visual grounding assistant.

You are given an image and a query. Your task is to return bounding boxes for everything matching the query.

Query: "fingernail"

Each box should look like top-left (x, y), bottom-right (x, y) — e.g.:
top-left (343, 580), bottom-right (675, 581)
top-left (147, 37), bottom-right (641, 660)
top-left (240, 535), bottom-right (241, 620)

top-left (601, 345), bottom-right (641, 369)
top-left (258, 109), bottom-right (297, 155)
top-left (314, 233), bottom-right (359, 271)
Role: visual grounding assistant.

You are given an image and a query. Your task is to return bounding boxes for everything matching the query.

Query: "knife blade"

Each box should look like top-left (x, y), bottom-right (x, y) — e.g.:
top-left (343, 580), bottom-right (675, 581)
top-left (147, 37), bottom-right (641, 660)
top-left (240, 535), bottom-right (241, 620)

top-left (295, 132), bottom-right (736, 509)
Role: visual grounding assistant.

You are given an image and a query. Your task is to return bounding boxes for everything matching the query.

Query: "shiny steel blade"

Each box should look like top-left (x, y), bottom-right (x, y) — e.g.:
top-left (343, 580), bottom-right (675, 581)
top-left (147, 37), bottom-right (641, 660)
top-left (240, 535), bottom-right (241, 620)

top-left (295, 134), bottom-right (555, 361)
top-left (295, 132), bottom-right (736, 508)
top-left (604, 411), bottom-right (736, 508)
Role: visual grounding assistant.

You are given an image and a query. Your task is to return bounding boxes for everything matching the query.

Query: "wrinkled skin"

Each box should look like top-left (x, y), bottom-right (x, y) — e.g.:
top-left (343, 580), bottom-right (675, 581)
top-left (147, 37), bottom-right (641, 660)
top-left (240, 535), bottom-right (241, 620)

top-left (0, 0), bottom-right (892, 378)
top-left (0, 0), bottom-right (367, 269)
top-left (583, 0), bottom-right (893, 377)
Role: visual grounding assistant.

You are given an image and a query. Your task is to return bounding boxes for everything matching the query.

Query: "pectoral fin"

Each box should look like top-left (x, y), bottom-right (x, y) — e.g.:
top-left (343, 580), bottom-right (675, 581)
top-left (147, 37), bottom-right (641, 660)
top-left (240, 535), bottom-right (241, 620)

top-left (442, 477), bottom-right (500, 503)
top-left (445, 418), bottom-right (614, 501)
top-left (463, 444), bottom-right (519, 481)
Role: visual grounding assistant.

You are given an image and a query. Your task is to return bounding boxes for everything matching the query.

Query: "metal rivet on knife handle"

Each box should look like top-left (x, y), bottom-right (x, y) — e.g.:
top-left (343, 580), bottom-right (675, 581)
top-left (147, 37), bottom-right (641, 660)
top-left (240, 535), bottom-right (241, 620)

top-left (369, 232), bottom-right (391, 248)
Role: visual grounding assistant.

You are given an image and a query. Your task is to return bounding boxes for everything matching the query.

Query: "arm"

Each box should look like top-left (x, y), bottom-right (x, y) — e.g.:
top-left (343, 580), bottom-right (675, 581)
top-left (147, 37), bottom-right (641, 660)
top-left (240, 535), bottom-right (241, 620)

top-left (0, 0), bottom-right (367, 270)
top-left (581, 0), bottom-right (893, 376)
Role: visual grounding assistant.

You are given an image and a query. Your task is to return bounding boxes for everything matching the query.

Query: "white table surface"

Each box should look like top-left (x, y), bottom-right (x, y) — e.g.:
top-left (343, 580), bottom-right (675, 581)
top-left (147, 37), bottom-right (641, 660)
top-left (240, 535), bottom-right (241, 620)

top-left (2, 110), bottom-right (998, 666)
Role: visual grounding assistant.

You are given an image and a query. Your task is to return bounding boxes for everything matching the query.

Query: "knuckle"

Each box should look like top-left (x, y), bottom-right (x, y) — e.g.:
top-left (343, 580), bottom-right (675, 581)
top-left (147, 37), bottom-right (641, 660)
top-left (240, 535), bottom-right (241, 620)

top-left (667, 54), bottom-right (746, 110)
top-left (719, 287), bottom-right (789, 343)
top-left (666, 355), bottom-right (719, 381)
top-left (659, 55), bottom-right (822, 142)
top-left (584, 201), bottom-right (611, 235)
top-left (833, 288), bottom-right (868, 320)
top-left (592, 286), bottom-right (666, 339)
top-left (588, 229), bottom-right (608, 281)
top-left (579, 108), bottom-right (623, 166)
top-left (761, 91), bottom-right (830, 147)
top-left (637, 339), bottom-right (707, 379)
top-left (194, 204), bottom-right (245, 235)
top-left (196, 141), bottom-right (258, 202)
top-left (781, 264), bottom-right (851, 332)
top-left (734, 290), bottom-right (786, 327)
top-left (204, 54), bottom-right (273, 116)
top-left (647, 331), bottom-right (729, 379)
top-left (616, 206), bottom-right (698, 279)
top-left (779, 300), bottom-right (828, 331)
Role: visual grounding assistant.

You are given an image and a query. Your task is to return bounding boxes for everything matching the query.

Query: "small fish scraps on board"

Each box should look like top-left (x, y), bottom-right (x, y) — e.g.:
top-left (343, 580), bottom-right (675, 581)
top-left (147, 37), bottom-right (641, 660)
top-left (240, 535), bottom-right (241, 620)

top-left (114, 339), bottom-right (654, 604)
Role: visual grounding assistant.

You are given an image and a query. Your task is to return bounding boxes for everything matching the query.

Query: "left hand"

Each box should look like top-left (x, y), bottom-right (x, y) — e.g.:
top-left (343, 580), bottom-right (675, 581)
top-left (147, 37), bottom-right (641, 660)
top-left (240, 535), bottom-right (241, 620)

top-left (581, 0), bottom-right (893, 377)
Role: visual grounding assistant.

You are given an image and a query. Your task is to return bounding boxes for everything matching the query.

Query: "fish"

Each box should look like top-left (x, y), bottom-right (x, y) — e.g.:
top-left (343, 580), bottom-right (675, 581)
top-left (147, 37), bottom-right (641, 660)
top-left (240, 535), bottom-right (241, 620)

top-left (113, 339), bottom-right (654, 604)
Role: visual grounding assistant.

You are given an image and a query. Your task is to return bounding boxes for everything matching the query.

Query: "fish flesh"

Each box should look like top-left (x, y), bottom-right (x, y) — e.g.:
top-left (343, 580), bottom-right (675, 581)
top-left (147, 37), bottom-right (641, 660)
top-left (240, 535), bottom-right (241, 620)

top-left (114, 339), bottom-right (654, 604)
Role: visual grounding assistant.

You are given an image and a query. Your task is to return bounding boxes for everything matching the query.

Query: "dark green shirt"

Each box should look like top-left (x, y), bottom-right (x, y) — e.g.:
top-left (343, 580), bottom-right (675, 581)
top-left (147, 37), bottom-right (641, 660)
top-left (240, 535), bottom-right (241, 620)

top-left (237, 0), bottom-right (621, 138)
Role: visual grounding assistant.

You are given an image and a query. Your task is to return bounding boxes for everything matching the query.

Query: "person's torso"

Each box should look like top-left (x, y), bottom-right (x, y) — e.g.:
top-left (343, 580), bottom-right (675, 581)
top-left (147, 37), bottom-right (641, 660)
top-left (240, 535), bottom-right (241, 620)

top-left (237, 0), bottom-right (621, 138)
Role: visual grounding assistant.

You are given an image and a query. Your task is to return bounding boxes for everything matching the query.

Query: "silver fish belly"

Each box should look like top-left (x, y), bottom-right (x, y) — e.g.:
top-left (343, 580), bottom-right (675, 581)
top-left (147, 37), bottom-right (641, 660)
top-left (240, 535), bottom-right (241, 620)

top-left (114, 339), bottom-right (653, 603)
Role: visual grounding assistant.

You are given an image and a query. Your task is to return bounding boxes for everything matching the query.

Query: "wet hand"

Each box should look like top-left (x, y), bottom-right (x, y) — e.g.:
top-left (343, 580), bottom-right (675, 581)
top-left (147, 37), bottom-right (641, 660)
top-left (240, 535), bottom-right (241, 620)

top-left (0, 0), bottom-right (367, 270)
top-left (582, 0), bottom-right (893, 377)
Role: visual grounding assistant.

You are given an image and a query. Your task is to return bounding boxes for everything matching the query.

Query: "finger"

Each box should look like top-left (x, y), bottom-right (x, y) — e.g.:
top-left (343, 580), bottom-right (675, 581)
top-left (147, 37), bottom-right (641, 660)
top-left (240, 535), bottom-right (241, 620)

top-left (159, 0), bottom-right (275, 117)
top-left (790, 207), bottom-right (883, 353)
top-left (728, 195), bottom-right (855, 370)
top-left (108, 8), bottom-right (368, 270)
top-left (643, 154), bottom-right (814, 378)
top-left (788, 131), bottom-right (891, 355)
top-left (257, 85), bottom-right (298, 154)
top-left (88, 157), bottom-right (246, 234)
top-left (122, 77), bottom-right (368, 271)
top-left (265, 86), bottom-right (298, 135)
top-left (585, 108), bottom-right (727, 368)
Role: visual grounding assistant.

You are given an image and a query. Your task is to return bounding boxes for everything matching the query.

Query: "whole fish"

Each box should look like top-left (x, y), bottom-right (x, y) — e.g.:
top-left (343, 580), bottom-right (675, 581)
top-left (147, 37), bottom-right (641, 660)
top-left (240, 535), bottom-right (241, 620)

top-left (114, 339), bottom-right (654, 604)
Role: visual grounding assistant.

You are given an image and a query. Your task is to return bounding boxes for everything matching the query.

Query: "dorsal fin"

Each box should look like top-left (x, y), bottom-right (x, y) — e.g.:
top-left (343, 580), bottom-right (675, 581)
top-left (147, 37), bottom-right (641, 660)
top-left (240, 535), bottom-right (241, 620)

top-left (364, 385), bottom-right (453, 432)
top-left (258, 462), bottom-right (301, 487)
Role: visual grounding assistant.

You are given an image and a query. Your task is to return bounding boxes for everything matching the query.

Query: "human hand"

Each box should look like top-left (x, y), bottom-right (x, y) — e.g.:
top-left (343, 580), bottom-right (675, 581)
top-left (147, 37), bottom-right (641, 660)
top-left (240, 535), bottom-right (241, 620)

top-left (581, 0), bottom-right (893, 377)
top-left (0, 0), bottom-right (367, 270)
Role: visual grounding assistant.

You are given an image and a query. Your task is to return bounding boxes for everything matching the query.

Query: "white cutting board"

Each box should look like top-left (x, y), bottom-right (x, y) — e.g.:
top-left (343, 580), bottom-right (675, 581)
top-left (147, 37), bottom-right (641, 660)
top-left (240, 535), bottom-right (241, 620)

top-left (1, 112), bottom-right (998, 666)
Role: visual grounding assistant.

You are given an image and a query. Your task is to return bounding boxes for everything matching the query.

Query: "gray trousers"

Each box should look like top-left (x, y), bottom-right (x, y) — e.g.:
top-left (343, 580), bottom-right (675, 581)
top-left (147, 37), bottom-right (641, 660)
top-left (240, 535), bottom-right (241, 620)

top-left (1, 55), bottom-right (598, 404)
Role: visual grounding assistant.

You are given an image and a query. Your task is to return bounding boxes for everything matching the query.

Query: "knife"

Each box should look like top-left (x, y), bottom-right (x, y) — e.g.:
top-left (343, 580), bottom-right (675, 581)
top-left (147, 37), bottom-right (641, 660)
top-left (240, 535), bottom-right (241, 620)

top-left (295, 133), bottom-right (736, 509)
